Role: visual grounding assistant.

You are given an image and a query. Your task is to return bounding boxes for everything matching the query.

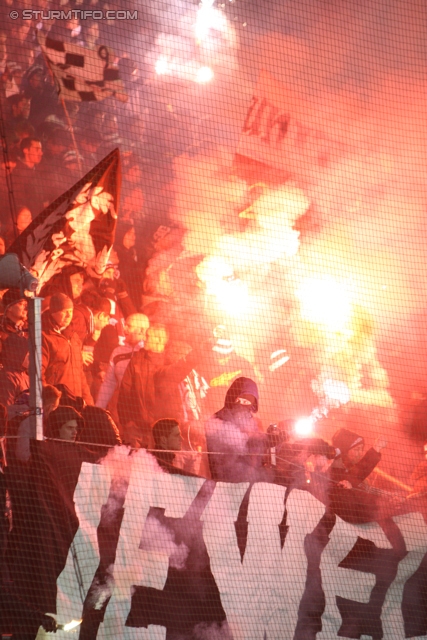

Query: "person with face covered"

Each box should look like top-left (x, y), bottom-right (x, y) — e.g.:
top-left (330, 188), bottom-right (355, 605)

top-left (205, 377), bottom-right (272, 483)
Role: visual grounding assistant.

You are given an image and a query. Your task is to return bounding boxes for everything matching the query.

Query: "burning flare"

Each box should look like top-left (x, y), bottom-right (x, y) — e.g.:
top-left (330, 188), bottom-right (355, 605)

top-left (196, 66), bottom-right (214, 83)
top-left (296, 276), bottom-right (353, 332)
top-left (57, 619), bottom-right (83, 632)
top-left (196, 256), bottom-right (250, 317)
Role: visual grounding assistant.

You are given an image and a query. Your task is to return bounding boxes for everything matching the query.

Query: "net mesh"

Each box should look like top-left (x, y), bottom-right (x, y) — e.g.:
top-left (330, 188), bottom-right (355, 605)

top-left (0, 0), bottom-right (426, 638)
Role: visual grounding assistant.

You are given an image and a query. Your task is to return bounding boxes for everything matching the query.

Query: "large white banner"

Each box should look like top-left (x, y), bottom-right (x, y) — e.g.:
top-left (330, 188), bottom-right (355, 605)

top-left (36, 448), bottom-right (427, 640)
top-left (236, 70), bottom-right (348, 175)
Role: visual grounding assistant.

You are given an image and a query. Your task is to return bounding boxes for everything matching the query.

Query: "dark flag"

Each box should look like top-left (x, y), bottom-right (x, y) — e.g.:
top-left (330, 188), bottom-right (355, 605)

top-left (38, 32), bottom-right (127, 103)
top-left (8, 149), bottom-right (121, 292)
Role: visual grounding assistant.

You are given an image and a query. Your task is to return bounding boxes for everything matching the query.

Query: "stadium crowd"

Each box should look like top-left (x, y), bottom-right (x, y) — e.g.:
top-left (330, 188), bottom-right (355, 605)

top-left (0, 7), bottom-right (426, 639)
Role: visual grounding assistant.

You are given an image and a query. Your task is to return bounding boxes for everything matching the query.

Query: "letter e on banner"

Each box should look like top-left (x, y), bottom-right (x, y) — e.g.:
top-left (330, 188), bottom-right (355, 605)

top-left (317, 517), bottom-right (391, 639)
top-left (99, 452), bottom-right (204, 640)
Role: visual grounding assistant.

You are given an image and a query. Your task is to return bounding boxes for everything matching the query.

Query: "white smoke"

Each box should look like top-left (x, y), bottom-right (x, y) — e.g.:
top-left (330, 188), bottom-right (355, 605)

top-left (193, 621), bottom-right (233, 640)
top-left (139, 515), bottom-right (190, 570)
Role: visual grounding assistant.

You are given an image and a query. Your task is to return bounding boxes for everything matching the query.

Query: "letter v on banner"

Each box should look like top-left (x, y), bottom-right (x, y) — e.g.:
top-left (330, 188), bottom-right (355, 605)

top-left (202, 485), bottom-right (325, 640)
top-left (98, 452), bottom-right (205, 640)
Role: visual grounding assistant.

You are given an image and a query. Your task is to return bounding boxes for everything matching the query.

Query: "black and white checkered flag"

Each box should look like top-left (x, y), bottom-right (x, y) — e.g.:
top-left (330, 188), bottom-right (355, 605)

top-left (39, 32), bottom-right (127, 103)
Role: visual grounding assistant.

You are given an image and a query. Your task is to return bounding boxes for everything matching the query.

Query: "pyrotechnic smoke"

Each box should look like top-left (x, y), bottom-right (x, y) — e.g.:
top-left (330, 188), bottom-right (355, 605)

top-left (193, 621), bottom-right (233, 640)
top-left (86, 569), bottom-right (115, 611)
top-left (140, 514), bottom-right (190, 570)
top-left (144, 0), bottom-right (237, 84)
top-left (145, 0), bottom-right (427, 478)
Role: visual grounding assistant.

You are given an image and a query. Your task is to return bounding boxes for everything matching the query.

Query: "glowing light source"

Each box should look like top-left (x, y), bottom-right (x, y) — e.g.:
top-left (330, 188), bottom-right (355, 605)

top-left (296, 276), bottom-right (353, 331)
top-left (155, 56), bottom-right (169, 75)
top-left (323, 378), bottom-right (351, 406)
top-left (294, 416), bottom-right (315, 437)
top-left (58, 619), bottom-right (82, 632)
top-left (196, 256), bottom-right (250, 317)
top-left (196, 66), bottom-right (214, 83)
top-left (195, 0), bottom-right (229, 46)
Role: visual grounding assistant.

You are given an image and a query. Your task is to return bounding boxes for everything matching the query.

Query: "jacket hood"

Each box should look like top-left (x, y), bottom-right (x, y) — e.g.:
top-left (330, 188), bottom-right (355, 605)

top-left (223, 377), bottom-right (259, 413)
top-left (46, 405), bottom-right (84, 439)
top-left (332, 428), bottom-right (364, 456)
top-left (79, 406), bottom-right (121, 446)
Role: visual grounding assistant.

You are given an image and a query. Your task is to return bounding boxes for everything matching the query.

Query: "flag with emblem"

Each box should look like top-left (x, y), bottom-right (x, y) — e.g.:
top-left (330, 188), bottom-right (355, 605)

top-left (8, 149), bottom-right (121, 292)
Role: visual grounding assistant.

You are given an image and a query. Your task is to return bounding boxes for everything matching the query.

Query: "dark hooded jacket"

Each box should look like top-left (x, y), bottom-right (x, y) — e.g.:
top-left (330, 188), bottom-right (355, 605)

top-left (329, 428), bottom-right (381, 524)
top-left (205, 377), bottom-right (271, 483)
top-left (79, 405), bottom-right (122, 448)
top-left (0, 334), bottom-right (29, 408)
top-left (45, 405), bottom-right (85, 439)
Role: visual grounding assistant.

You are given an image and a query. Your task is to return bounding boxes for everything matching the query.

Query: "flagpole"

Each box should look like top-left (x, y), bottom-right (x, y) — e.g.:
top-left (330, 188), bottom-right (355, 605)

top-left (39, 46), bottom-right (83, 175)
top-left (28, 296), bottom-right (43, 441)
top-left (60, 97), bottom-right (83, 174)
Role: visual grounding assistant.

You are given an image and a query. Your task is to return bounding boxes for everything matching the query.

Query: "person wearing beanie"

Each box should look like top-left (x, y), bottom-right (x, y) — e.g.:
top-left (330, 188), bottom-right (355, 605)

top-left (39, 265), bottom-right (92, 345)
top-left (329, 427), bottom-right (388, 524)
top-left (41, 294), bottom-right (93, 405)
top-left (275, 437), bottom-right (336, 504)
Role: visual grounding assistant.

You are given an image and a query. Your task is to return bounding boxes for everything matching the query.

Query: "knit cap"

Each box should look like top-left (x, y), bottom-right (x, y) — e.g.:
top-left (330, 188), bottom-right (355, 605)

top-left (3, 288), bottom-right (26, 308)
top-left (50, 293), bottom-right (73, 314)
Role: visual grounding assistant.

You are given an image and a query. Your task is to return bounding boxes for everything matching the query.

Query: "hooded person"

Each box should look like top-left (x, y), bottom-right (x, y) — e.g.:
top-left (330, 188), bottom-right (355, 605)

top-left (45, 405), bottom-right (85, 441)
top-left (205, 377), bottom-right (271, 483)
top-left (41, 293), bottom-right (93, 405)
top-left (0, 333), bottom-right (29, 408)
top-left (7, 403), bottom-right (100, 640)
top-left (329, 427), bottom-right (387, 524)
top-left (79, 405), bottom-right (122, 449)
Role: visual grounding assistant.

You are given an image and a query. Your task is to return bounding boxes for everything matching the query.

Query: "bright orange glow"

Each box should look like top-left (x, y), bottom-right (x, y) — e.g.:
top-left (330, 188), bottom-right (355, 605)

top-left (322, 378), bottom-right (351, 406)
top-left (155, 56), bottom-right (169, 75)
top-left (195, 0), bottom-right (227, 44)
top-left (196, 256), bottom-right (250, 317)
top-left (297, 276), bottom-right (353, 331)
top-left (294, 416), bottom-right (315, 437)
top-left (196, 66), bottom-right (214, 83)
